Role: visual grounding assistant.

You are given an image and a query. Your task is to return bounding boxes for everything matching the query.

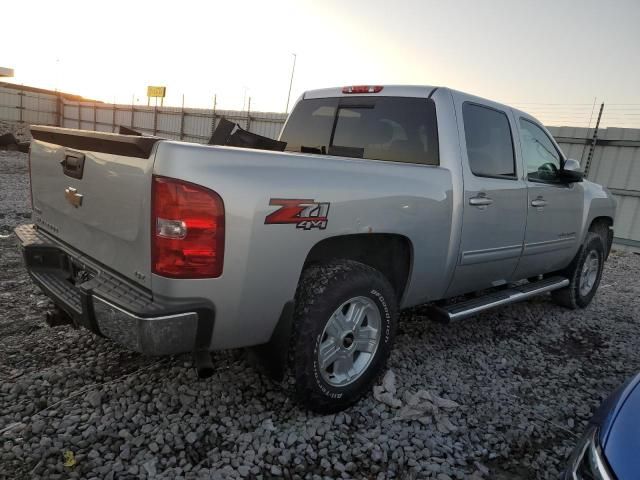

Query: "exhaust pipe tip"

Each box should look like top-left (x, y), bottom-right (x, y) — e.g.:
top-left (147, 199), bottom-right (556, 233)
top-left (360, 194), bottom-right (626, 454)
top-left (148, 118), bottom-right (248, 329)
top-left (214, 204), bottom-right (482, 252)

top-left (193, 350), bottom-right (214, 379)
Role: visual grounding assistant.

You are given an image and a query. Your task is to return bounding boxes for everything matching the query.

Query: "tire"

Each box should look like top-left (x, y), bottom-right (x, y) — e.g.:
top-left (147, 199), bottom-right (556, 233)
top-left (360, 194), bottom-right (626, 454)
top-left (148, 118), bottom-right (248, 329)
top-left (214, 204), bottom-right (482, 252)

top-left (551, 232), bottom-right (605, 309)
top-left (289, 260), bottom-right (398, 413)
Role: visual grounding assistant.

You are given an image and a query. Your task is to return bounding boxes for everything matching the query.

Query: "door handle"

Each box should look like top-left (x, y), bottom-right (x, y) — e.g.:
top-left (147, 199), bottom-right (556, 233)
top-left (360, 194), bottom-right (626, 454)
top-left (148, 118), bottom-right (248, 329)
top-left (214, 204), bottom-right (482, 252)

top-left (531, 197), bottom-right (547, 208)
top-left (469, 195), bottom-right (494, 207)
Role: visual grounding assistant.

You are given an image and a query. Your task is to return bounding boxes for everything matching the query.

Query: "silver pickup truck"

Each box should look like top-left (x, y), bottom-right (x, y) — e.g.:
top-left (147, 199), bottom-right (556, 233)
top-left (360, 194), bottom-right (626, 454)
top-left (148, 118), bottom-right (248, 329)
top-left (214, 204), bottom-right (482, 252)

top-left (16, 85), bottom-right (616, 412)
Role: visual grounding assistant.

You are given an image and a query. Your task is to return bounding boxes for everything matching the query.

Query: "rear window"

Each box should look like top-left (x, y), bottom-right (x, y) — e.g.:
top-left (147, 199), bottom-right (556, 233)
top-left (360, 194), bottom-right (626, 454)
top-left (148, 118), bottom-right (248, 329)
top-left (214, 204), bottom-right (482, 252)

top-left (280, 96), bottom-right (439, 165)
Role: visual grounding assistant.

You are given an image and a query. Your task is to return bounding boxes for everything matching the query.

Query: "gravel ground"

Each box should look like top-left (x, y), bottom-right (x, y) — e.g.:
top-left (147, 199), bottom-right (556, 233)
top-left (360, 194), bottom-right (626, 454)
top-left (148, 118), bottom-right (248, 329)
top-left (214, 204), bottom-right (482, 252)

top-left (1, 149), bottom-right (640, 480)
top-left (0, 121), bottom-right (32, 142)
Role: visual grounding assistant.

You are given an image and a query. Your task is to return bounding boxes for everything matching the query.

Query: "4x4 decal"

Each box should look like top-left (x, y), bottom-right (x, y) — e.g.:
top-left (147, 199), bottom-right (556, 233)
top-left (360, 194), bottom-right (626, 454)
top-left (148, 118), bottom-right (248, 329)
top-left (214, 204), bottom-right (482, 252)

top-left (265, 198), bottom-right (330, 230)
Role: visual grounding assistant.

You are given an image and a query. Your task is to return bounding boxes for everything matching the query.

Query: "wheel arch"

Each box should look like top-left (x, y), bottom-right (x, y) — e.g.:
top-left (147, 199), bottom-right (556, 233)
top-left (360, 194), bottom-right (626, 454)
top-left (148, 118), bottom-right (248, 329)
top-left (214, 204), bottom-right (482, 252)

top-left (302, 233), bottom-right (414, 305)
top-left (250, 233), bottom-right (412, 382)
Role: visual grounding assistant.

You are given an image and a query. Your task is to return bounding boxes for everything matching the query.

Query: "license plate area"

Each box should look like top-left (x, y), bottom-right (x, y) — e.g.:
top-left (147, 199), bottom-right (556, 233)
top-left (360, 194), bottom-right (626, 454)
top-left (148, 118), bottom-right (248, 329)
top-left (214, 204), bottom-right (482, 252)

top-left (23, 243), bottom-right (100, 332)
top-left (24, 246), bottom-right (96, 286)
top-left (24, 246), bottom-right (73, 277)
top-left (70, 259), bottom-right (96, 286)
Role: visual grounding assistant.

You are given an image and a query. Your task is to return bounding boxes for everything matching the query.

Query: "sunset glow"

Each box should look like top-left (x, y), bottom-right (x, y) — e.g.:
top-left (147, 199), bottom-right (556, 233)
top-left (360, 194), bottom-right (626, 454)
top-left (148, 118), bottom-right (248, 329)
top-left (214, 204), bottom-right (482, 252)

top-left (3, 0), bottom-right (640, 126)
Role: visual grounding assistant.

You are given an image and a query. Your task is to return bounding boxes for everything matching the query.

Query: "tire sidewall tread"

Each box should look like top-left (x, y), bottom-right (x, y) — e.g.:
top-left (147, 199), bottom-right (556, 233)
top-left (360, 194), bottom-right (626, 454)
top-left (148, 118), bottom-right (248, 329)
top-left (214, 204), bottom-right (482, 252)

top-left (288, 260), bottom-right (398, 413)
top-left (551, 232), bottom-right (605, 309)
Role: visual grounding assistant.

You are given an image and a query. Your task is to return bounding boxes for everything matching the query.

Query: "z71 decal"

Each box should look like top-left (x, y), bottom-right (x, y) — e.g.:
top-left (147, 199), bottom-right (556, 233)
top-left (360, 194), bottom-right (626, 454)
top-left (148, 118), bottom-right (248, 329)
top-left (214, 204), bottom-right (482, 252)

top-left (265, 198), bottom-right (330, 230)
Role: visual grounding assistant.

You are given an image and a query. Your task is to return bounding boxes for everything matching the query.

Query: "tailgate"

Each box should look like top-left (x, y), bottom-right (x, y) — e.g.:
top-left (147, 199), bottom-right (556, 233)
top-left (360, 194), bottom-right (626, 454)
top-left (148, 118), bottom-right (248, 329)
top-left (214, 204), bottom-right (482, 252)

top-left (29, 126), bottom-right (162, 288)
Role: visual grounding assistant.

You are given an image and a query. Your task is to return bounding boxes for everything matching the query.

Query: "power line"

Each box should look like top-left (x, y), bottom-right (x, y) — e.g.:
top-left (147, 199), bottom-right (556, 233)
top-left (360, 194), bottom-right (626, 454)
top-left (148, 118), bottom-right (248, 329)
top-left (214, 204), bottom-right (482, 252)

top-left (508, 102), bottom-right (594, 105)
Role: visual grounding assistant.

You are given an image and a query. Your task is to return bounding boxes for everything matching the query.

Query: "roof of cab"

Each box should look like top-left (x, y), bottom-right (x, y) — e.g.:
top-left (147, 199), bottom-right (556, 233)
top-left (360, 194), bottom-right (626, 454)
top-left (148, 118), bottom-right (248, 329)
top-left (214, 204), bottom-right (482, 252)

top-left (303, 85), bottom-right (438, 100)
top-left (301, 84), bottom-right (542, 126)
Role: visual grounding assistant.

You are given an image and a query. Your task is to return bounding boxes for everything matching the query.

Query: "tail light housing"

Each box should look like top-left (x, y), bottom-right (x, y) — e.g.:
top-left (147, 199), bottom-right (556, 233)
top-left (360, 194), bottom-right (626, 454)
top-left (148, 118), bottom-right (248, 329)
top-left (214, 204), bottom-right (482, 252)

top-left (152, 176), bottom-right (225, 278)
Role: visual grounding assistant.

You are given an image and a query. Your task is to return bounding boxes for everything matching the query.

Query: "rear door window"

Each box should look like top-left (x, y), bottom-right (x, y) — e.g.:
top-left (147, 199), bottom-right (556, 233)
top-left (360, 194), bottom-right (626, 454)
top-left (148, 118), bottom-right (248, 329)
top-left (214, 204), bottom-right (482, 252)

top-left (462, 103), bottom-right (516, 178)
top-left (280, 96), bottom-right (439, 165)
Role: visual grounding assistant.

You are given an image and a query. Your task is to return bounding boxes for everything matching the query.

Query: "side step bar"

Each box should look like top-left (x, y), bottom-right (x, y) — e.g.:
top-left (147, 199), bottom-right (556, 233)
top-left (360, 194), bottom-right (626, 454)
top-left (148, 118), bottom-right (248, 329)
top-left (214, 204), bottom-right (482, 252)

top-left (431, 276), bottom-right (569, 322)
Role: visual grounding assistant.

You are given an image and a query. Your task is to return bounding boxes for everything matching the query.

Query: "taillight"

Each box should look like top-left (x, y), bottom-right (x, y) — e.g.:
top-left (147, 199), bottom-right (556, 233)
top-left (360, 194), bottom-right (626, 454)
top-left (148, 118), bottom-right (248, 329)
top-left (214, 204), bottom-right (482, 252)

top-left (152, 176), bottom-right (225, 279)
top-left (342, 85), bottom-right (383, 94)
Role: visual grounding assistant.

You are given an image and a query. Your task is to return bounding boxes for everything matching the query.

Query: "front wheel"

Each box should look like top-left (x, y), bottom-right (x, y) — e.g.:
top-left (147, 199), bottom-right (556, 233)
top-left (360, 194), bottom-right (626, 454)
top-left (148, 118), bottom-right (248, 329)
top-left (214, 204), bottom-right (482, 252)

top-left (289, 260), bottom-right (398, 413)
top-left (551, 232), bottom-right (605, 309)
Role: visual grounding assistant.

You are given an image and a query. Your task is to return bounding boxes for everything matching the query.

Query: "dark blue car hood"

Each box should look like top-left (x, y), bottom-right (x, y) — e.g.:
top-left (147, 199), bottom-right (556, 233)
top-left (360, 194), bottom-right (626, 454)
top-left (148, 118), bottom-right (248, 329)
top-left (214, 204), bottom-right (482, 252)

top-left (597, 373), bottom-right (640, 479)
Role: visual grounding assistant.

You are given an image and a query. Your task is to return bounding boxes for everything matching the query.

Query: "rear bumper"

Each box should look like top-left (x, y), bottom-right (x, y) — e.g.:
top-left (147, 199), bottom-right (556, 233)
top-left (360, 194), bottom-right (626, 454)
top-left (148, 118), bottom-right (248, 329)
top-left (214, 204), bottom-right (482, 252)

top-left (92, 297), bottom-right (199, 355)
top-left (14, 224), bottom-right (214, 356)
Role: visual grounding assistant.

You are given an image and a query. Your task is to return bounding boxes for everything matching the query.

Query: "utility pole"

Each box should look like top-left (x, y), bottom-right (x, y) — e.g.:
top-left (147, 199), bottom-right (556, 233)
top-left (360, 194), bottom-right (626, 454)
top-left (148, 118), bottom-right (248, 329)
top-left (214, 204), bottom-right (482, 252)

top-left (242, 86), bottom-right (248, 111)
top-left (580, 97), bottom-right (597, 165)
top-left (210, 94), bottom-right (217, 139)
top-left (584, 102), bottom-right (604, 177)
top-left (54, 58), bottom-right (59, 92)
top-left (180, 94), bottom-right (185, 140)
top-left (130, 94), bottom-right (135, 128)
top-left (246, 97), bottom-right (252, 130)
top-left (285, 53), bottom-right (297, 114)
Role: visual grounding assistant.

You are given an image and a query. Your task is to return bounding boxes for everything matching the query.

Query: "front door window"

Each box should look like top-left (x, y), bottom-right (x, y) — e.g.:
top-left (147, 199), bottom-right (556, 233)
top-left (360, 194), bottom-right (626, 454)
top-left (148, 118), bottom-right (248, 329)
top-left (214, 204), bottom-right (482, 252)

top-left (519, 119), bottom-right (562, 182)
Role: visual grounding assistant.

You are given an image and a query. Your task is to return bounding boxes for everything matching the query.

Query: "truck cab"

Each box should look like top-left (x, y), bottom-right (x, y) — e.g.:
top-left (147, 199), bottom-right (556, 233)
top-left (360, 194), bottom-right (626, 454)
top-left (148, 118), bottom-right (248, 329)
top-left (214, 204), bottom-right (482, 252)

top-left (444, 90), bottom-right (589, 296)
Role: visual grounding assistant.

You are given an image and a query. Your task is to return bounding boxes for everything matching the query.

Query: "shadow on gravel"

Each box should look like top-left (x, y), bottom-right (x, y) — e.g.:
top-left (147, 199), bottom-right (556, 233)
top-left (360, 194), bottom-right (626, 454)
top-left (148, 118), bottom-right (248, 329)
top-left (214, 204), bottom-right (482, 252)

top-left (541, 328), bottom-right (606, 359)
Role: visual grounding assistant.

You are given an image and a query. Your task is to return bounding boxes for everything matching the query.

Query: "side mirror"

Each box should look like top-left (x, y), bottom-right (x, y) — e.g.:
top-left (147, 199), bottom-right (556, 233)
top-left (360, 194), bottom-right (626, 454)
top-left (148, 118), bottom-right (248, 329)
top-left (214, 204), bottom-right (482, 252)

top-left (559, 158), bottom-right (584, 183)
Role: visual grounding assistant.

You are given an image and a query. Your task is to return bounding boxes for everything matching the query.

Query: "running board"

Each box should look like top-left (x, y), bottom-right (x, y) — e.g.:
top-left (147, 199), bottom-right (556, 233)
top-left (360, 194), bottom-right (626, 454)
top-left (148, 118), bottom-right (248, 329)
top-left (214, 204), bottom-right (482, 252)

top-left (431, 276), bottom-right (569, 322)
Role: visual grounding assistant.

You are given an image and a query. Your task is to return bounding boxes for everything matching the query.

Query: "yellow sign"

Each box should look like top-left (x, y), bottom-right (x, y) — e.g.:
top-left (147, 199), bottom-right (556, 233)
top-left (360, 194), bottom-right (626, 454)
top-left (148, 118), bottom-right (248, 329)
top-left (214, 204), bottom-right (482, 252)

top-left (147, 86), bottom-right (166, 98)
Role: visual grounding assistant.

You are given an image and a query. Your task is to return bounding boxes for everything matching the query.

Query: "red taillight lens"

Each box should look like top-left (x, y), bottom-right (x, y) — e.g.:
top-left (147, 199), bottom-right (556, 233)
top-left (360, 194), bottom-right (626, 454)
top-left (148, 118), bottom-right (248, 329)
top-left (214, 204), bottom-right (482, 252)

top-left (152, 176), bottom-right (225, 279)
top-left (342, 85), bottom-right (383, 94)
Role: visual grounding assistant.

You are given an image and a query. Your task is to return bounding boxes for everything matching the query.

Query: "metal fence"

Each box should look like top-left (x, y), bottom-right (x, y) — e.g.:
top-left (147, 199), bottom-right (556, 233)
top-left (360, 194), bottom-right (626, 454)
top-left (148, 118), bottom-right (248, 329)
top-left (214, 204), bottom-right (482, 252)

top-left (0, 85), bottom-right (287, 143)
top-left (0, 86), bottom-right (60, 126)
top-left (550, 126), bottom-right (640, 248)
top-left (2, 84), bottom-right (640, 248)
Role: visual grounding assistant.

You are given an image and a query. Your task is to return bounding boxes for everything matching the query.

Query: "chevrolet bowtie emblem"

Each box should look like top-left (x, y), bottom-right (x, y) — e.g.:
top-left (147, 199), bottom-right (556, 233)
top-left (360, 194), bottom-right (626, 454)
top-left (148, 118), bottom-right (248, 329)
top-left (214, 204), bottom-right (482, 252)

top-left (64, 187), bottom-right (83, 208)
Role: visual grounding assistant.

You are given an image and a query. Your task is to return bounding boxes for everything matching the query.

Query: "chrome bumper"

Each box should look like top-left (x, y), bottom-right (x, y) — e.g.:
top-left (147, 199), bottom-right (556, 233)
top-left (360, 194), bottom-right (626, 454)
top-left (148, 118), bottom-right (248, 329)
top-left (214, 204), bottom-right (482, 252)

top-left (93, 297), bottom-right (199, 355)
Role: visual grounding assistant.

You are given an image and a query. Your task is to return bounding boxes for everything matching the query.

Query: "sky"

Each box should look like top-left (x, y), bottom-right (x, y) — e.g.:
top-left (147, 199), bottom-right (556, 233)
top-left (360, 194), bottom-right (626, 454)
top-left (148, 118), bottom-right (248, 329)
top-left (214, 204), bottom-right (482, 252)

top-left (2, 0), bottom-right (640, 127)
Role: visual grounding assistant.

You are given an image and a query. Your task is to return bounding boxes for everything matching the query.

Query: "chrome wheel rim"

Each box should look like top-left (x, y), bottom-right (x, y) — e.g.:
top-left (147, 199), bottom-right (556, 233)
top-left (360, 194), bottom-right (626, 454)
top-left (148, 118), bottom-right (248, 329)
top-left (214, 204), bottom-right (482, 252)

top-left (579, 250), bottom-right (600, 297)
top-left (317, 296), bottom-right (381, 387)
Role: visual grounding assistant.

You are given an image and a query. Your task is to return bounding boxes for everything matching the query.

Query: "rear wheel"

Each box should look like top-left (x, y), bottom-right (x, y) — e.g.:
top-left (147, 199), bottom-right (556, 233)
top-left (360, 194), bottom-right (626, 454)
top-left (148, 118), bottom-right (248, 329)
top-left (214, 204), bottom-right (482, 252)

top-left (551, 232), bottom-right (605, 309)
top-left (289, 260), bottom-right (398, 413)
